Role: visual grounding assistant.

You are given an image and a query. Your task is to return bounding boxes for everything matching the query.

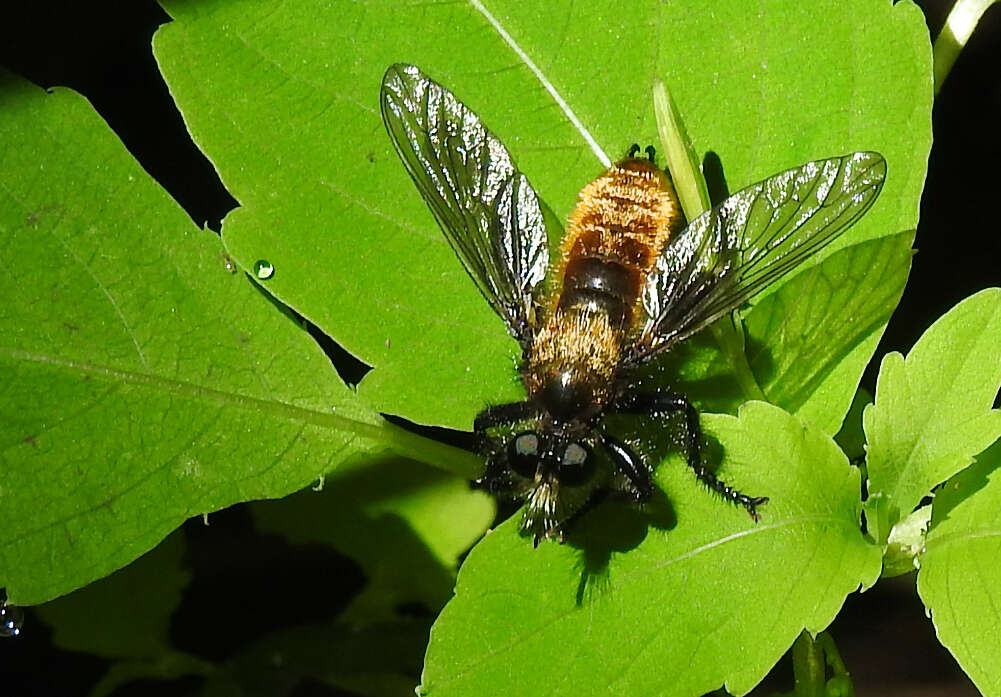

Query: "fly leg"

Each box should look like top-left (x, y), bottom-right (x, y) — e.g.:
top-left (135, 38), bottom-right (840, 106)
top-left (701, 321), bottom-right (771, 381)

top-left (600, 433), bottom-right (653, 502)
top-left (614, 391), bottom-right (768, 520)
top-left (473, 401), bottom-right (535, 433)
top-left (472, 401), bottom-right (537, 491)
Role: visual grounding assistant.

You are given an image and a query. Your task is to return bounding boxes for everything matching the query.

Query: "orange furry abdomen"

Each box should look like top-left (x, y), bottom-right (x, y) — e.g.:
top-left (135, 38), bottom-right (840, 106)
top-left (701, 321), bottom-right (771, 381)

top-left (552, 158), bottom-right (684, 333)
top-left (525, 158), bottom-right (684, 408)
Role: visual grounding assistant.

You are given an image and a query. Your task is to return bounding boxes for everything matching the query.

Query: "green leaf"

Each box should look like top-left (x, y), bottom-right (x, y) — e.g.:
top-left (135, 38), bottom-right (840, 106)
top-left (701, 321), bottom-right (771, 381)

top-left (0, 74), bottom-right (442, 606)
top-left (863, 289), bottom-right (1001, 537)
top-left (745, 233), bottom-right (913, 432)
top-left (153, 0), bottom-right (930, 431)
top-left (421, 402), bottom-right (880, 697)
top-left (917, 440), bottom-right (1001, 697)
top-left (251, 456), bottom-right (494, 624)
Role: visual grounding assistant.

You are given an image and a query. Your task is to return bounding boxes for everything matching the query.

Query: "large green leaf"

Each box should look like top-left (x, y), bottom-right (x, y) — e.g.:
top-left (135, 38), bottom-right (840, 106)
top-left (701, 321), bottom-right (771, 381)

top-left (0, 73), bottom-right (433, 605)
top-left (917, 441), bottom-right (1001, 697)
top-left (422, 402), bottom-right (881, 696)
top-left (864, 289), bottom-right (1001, 539)
top-left (154, 0), bottom-right (930, 431)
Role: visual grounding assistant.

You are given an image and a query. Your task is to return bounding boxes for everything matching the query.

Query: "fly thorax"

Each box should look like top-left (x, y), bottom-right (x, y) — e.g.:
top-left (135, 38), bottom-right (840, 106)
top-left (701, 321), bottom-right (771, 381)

top-left (526, 308), bottom-right (621, 421)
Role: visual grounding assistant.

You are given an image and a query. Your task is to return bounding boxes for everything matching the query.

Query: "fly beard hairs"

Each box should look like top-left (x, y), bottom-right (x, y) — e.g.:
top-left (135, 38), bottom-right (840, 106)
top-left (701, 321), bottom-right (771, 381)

top-left (614, 389), bottom-right (768, 520)
top-left (526, 483), bottom-right (560, 547)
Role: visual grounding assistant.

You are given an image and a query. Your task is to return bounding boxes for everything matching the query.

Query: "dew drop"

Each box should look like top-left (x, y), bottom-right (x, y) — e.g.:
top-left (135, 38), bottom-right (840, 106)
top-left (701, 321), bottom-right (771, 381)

top-left (221, 252), bottom-right (238, 274)
top-left (254, 260), bottom-right (275, 280)
top-left (0, 590), bottom-right (24, 638)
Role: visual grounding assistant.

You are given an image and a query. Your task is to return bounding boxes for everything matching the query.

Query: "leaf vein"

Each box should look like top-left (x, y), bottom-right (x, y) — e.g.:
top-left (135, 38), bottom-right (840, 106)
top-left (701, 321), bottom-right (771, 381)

top-left (467, 0), bottom-right (610, 167)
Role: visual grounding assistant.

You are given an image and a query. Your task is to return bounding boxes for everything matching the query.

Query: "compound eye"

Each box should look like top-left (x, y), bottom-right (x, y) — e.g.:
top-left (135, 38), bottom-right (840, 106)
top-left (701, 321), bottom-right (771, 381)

top-left (559, 442), bottom-right (594, 486)
top-left (508, 432), bottom-right (540, 479)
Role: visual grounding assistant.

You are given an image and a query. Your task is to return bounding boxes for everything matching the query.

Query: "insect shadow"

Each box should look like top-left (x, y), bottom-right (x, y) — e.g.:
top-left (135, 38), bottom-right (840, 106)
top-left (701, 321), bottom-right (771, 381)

top-left (702, 150), bottom-right (731, 205)
top-left (561, 408), bottom-right (737, 605)
top-left (564, 486), bottom-right (675, 606)
top-left (563, 429), bottom-right (739, 607)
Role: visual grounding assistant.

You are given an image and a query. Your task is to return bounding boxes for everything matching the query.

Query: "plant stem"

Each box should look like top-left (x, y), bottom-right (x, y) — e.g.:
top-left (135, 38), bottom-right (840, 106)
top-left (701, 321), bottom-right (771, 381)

top-left (710, 319), bottom-right (767, 402)
top-left (818, 631), bottom-right (855, 697)
top-left (791, 631), bottom-right (827, 697)
top-left (652, 80), bottom-right (710, 219)
top-left (653, 79), bottom-right (766, 403)
top-left (377, 419), bottom-right (483, 479)
top-left (785, 630), bottom-right (854, 697)
top-left (933, 0), bottom-right (1000, 93)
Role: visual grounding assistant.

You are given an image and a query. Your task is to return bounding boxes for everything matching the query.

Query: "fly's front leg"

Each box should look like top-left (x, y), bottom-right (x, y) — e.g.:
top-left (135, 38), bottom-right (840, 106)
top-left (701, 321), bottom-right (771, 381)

top-left (600, 433), bottom-right (653, 502)
top-left (473, 401), bottom-right (535, 433)
top-left (614, 391), bottom-right (768, 520)
top-left (472, 401), bottom-right (536, 492)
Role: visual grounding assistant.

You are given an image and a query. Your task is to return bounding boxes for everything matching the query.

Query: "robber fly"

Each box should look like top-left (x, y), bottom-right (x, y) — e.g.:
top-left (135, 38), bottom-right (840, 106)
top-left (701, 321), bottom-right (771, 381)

top-left (380, 63), bottom-right (886, 543)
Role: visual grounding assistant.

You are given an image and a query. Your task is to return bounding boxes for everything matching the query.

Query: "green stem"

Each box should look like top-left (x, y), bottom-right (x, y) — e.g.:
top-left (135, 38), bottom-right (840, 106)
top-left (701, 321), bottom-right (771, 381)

top-left (652, 80), bottom-right (710, 219)
top-left (934, 0), bottom-right (1000, 93)
top-left (791, 631), bottom-right (827, 697)
top-left (378, 418), bottom-right (483, 479)
top-left (817, 632), bottom-right (854, 697)
top-left (816, 632), bottom-right (849, 678)
top-left (784, 631), bottom-right (854, 697)
top-left (710, 319), bottom-right (767, 402)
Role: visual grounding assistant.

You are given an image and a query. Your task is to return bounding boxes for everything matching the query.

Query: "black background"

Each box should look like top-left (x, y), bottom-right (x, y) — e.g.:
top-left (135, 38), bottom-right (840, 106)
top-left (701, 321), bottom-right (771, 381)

top-left (0, 1), bottom-right (998, 695)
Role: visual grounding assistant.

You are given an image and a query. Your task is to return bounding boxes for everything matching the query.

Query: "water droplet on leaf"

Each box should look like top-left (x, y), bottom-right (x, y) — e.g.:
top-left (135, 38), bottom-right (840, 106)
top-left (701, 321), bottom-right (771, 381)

top-left (254, 260), bottom-right (275, 280)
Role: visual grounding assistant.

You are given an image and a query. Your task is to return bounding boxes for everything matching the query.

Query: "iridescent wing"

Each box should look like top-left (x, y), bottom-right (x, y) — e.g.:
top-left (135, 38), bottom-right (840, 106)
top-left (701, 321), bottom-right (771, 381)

top-left (380, 64), bottom-right (550, 344)
top-left (630, 151), bottom-right (887, 362)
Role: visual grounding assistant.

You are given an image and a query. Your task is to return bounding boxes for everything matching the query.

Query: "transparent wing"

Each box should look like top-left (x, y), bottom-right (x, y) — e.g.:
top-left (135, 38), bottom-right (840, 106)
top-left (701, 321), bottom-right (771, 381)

top-left (631, 151), bottom-right (887, 362)
top-left (380, 64), bottom-right (550, 343)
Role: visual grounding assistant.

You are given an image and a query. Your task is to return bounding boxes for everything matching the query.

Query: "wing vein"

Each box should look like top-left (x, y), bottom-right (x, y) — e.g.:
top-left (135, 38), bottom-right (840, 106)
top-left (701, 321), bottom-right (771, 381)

top-left (631, 152), bottom-right (887, 363)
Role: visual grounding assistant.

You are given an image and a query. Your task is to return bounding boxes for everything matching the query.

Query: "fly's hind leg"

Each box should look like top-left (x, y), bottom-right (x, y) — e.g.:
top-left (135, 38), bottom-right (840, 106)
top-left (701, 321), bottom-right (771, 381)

top-left (614, 391), bottom-right (768, 520)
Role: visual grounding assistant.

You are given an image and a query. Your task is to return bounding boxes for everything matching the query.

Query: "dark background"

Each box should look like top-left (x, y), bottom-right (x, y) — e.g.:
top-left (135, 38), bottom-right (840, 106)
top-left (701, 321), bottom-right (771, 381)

top-left (0, 1), bottom-right (998, 695)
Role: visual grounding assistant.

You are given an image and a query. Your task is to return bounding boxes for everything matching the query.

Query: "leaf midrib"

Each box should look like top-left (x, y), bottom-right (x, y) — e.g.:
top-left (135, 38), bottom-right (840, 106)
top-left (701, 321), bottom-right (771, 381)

top-left (2, 347), bottom-right (379, 433)
top-left (2, 347), bottom-right (483, 477)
